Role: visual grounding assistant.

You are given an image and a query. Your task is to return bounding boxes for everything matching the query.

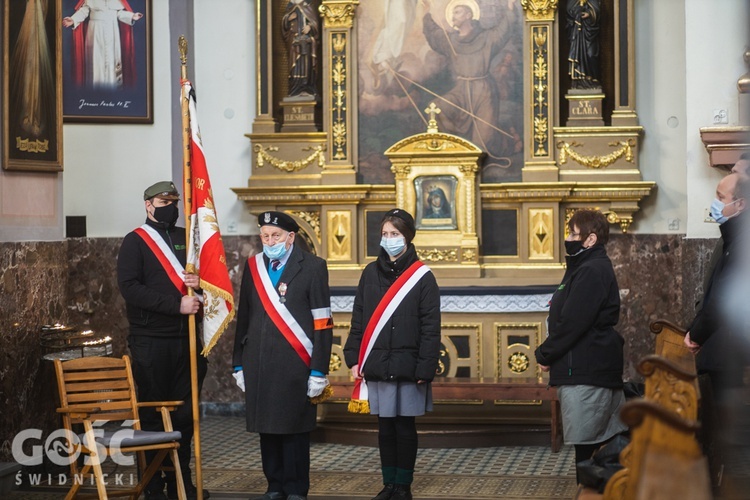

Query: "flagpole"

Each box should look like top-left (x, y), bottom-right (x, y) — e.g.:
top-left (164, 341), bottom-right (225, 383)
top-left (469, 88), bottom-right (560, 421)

top-left (179, 35), bottom-right (204, 500)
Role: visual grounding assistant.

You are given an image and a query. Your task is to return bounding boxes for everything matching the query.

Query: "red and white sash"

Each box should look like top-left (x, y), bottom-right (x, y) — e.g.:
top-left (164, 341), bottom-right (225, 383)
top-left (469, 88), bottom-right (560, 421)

top-left (248, 253), bottom-right (314, 367)
top-left (351, 261), bottom-right (432, 403)
top-left (134, 225), bottom-right (187, 295)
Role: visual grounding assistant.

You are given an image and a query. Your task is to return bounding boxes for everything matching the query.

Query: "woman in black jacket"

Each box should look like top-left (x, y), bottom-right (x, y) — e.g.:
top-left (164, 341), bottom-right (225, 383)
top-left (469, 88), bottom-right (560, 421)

top-left (344, 209), bottom-right (441, 500)
top-left (534, 209), bottom-right (627, 482)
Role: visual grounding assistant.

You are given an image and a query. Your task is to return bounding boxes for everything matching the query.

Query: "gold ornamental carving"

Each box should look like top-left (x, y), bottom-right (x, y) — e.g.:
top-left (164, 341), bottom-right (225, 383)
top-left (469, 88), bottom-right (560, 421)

top-left (532, 27), bottom-right (550, 156)
top-left (254, 143), bottom-right (326, 172)
top-left (417, 248), bottom-right (459, 262)
top-left (605, 210), bottom-right (633, 234)
top-left (508, 352), bottom-right (530, 374)
top-left (327, 211), bottom-right (352, 261)
top-left (529, 208), bottom-right (554, 259)
top-left (289, 210), bottom-right (321, 241)
top-left (495, 322), bottom-right (543, 380)
top-left (319, 1), bottom-right (358, 29)
top-left (521, 0), bottom-right (558, 21)
top-left (461, 247), bottom-right (477, 263)
top-left (390, 164), bottom-right (411, 180)
top-left (331, 33), bottom-right (348, 160)
top-left (329, 352), bottom-right (343, 372)
top-left (557, 139), bottom-right (636, 169)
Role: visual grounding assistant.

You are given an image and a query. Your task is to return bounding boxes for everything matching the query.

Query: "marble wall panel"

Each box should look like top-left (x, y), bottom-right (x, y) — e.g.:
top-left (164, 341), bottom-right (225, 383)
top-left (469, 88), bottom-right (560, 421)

top-left (0, 242), bottom-right (68, 462)
top-left (607, 234), bottom-right (687, 380)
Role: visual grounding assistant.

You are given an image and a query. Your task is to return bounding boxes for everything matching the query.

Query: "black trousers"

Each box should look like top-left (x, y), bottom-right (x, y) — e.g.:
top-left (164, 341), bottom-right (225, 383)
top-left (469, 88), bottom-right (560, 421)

top-left (259, 432), bottom-right (311, 496)
top-left (128, 335), bottom-right (208, 490)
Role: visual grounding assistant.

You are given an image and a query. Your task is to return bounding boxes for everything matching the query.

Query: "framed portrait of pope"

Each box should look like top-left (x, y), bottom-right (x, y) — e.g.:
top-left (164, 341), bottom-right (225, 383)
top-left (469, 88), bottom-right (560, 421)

top-left (61, 0), bottom-right (152, 123)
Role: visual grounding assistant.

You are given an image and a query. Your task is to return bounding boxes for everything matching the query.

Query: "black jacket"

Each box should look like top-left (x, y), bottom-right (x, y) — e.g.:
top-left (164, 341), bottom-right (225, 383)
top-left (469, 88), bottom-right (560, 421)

top-left (117, 219), bottom-right (189, 337)
top-left (344, 245), bottom-right (441, 382)
top-left (232, 246), bottom-right (333, 434)
top-left (535, 244), bottom-right (623, 388)
top-left (689, 212), bottom-right (749, 376)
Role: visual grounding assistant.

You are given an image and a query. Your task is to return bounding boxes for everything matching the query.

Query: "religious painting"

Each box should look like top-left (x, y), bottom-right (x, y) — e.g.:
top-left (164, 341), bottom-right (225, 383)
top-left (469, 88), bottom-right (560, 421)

top-left (61, 0), bottom-right (152, 123)
top-left (415, 175), bottom-right (458, 230)
top-left (357, 0), bottom-right (524, 184)
top-left (3, 0), bottom-right (64, 172)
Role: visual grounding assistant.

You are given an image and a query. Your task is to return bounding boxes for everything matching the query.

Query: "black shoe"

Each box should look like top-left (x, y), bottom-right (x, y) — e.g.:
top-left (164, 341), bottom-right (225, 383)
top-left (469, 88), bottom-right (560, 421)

top-left (286, 495), bottom-right (307, 500)
top-left (391, 484), bottom-right (412, 500)
top-left (146, 492), bottom-right (168, 500)
top-left (250, 493), bottom-right (285, 500)
top-left (371, 483), bottom-right (396, 500)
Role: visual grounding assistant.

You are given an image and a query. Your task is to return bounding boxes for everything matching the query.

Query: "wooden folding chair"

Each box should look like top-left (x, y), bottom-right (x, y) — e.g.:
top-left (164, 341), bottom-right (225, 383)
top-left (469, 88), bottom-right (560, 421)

top-left (54, 355), bottom-right (186, 500)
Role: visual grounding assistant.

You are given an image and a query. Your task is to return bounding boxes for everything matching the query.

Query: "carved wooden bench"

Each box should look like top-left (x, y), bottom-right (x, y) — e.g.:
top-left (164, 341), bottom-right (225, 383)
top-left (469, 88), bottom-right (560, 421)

top-left (583, 320), bottom-right (709, 500)
top-left (327, 376), bottom-right (562, 452)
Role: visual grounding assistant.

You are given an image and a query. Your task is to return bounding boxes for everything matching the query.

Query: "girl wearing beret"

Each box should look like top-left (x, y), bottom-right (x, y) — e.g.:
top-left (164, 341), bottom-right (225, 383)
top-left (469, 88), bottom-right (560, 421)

top-left (344, 209), bottom-right (441, 500)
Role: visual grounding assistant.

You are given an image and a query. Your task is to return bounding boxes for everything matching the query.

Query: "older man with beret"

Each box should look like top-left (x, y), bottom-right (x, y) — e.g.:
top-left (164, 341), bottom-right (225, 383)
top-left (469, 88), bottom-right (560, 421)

top-left (117, 181), bottom-right (208, 500)
top-left (233, 211), bottom-right (334, 500)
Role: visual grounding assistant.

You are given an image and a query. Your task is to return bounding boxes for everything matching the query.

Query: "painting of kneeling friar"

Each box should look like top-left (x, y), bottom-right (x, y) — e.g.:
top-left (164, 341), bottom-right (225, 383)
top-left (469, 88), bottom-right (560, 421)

top-left (416, 175), bottom-right (457, 230)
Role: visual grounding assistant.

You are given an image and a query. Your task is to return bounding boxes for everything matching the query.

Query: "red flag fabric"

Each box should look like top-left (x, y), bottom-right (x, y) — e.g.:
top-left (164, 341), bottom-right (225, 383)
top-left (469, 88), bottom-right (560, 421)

top-left (183, 80), bottom-right (235, 355)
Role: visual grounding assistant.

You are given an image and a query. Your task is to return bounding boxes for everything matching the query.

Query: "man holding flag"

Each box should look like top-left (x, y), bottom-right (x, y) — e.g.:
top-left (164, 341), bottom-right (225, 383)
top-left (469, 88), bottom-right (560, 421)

top-left (116, 76), bottom-right (236, 499)
top-left (117, 180), bottom-right (210, 500)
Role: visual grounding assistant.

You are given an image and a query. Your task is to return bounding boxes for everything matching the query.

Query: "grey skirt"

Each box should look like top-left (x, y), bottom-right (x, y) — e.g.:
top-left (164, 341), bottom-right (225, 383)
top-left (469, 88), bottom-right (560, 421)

top-left (367, 380), bottom-right (434, 418)
top-left (558, 385), bottom-right (628, 445)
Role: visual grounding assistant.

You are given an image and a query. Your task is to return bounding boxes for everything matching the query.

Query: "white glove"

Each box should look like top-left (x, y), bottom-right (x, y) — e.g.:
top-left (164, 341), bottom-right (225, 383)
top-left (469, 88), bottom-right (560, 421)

top-left (233, 370), bottom-right (245, 392)
top-left (307, 375), bottom-right (329, 398)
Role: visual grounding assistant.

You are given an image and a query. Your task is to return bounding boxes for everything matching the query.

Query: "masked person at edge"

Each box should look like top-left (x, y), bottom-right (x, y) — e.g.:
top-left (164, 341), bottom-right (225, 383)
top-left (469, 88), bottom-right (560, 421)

top-left (685, 172), bottom-right (748, 392)
top-left (344, 209), bottom-right (441, 500)
top-left (534, 209), bottom-right (627, 484)
top-left (684, 173), bottom-right (749, 487)
top-left (117, 181), bottom-right (209, 500)
top-left (233, 211), bottom-right (334, 500)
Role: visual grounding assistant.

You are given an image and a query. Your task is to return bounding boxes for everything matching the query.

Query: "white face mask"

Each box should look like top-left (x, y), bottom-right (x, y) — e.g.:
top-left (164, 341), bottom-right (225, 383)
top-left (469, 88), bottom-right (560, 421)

top-left (380, 236), bottom-right (406, 257)
top-left (710, 197), bottom-right (742, 224)
top-left (262, 234), bottom-right (290, 260)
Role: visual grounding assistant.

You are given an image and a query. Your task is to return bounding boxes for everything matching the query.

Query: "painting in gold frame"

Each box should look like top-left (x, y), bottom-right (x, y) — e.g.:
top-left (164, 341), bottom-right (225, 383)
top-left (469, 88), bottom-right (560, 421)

top-left (415, 175), bottom-right (458, 230)
top-left (3, 0), bottom-right (64, 172)
top-left (61, 0), bottom-right (152, 123)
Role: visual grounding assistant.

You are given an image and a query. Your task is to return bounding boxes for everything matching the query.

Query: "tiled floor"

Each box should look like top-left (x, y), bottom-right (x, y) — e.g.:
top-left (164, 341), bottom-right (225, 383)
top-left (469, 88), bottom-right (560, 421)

top-left (8, 416), bottom-right (580, 499)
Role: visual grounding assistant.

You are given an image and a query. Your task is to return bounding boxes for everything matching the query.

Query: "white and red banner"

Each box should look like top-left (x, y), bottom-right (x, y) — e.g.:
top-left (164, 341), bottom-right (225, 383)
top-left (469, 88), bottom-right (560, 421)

top-left (248, 253), bottom-right (314, 367)
top-left (183, 80), bottom-right (235, 355)
top-left (350, 261), bottom-right (431, 411)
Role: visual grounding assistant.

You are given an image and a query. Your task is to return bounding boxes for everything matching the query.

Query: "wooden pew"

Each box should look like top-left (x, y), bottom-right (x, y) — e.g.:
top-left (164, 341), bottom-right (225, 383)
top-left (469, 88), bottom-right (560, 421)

top-left (326, 376), bottom-right (563, 451)
top-left (649, 319), bottom-right (697, 375)
top-left (602, 354), bottom-right (704, 499)
top-left (592, 319), bottom-right (709, 499)
top-left (606, 400), bottom-right (711, 500)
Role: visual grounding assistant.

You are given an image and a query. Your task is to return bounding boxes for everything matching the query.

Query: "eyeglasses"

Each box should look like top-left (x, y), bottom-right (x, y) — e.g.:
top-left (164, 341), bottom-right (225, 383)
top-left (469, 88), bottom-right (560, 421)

top-left (260, 232), bottom-right (289, 244)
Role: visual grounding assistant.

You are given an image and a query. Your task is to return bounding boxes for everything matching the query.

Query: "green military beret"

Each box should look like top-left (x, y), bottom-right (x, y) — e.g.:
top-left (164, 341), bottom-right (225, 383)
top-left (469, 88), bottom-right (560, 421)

top-left (144, 181), bottom-right (180, 201)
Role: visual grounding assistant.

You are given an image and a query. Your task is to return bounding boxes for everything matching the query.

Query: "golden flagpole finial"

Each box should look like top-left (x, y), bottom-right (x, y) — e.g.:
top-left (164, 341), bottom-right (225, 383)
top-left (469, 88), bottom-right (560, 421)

top-left (179, 36), bottom-right (189, 81)
top-left (179, 35), bottom-right (188, 65)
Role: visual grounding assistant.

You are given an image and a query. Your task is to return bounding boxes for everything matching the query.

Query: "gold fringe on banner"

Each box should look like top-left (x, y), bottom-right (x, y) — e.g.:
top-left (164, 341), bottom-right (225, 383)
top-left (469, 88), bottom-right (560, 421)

top-left (347, 399), bottom-right (370, 414)
top-left (310, 384), bottom-right (334, 405)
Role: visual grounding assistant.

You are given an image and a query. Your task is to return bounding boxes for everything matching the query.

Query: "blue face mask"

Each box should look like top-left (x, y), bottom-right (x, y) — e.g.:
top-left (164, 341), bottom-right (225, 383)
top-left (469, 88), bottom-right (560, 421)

top-left (263, 236), bottom-right (289, 260)
top-left (380, 236), bottom-right (406, 257)
top-left (710, 198), bottom-right (740, 224)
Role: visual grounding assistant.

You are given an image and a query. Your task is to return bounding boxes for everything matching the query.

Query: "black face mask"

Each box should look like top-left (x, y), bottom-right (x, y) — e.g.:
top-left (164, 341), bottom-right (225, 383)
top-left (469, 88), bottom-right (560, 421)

top-left (153, 203), bottom-right (179, 227)
top-left (564, 240), bottom-right (586, 256)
